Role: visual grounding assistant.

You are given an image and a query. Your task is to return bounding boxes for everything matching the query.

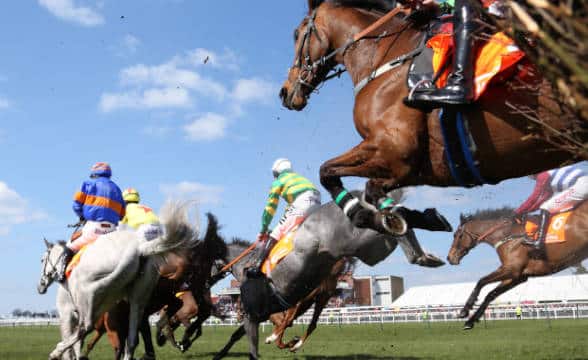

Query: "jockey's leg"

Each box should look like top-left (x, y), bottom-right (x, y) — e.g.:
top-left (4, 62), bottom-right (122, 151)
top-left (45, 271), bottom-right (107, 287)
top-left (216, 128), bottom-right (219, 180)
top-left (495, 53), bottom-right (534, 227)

top-left (404, 0), bottom-right (481, 109)
top-left (57, 221), bottom-right (107, 282)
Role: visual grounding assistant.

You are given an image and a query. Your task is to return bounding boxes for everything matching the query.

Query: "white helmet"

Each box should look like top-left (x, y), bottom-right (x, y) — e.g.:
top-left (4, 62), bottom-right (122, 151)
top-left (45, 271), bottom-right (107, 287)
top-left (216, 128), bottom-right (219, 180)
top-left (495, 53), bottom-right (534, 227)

top-left (272, 158), bottom-right (292, 177)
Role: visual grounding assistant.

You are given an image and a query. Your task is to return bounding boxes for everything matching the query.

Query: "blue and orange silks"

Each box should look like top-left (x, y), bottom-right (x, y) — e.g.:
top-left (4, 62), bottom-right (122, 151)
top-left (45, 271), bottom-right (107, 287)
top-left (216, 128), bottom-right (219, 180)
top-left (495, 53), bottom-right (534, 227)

top-left (73, 177), bottom-right (125, 223)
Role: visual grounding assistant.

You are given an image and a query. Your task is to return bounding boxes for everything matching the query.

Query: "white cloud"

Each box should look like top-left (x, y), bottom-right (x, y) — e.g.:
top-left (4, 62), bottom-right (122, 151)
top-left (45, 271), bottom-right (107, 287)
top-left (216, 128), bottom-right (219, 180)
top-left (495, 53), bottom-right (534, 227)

top-left (183, 113), bottom-right (227, 141)
top-left (232, 78), bottom-right (276, 104)
top-left (99, 87), bottom-right (191, 112)
top-left (0, 182), bottom-right (47, 235)
top-left (0, 97), bottom-right (10, 109)
top-left (38, 0), bottom-right (104, 27)
top-left (113, 34), bottom-right (141, 56)
top-left (160, 181), bottom-right (224, 205)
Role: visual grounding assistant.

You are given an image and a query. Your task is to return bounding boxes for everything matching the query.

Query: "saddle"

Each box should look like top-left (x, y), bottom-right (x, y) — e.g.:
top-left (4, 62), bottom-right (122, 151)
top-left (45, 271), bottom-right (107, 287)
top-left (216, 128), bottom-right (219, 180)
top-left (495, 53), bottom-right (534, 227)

top-left (524, 211), bottom-right (572, 244)
top-left (261, 217), bottom-right (305, 276)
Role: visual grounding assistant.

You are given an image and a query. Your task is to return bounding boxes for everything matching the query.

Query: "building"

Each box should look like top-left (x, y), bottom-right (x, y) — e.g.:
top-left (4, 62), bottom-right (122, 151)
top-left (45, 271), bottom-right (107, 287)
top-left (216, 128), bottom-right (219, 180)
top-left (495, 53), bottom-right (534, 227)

top-left (391, 274), bottom-right (588, 308)
top-left (352, 275), bottom-right (404, 306)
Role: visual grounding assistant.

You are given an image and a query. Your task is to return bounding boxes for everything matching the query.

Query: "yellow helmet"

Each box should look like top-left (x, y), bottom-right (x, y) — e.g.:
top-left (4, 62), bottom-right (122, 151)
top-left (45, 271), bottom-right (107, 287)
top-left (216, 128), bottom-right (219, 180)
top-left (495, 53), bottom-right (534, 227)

top-left (123, 188), bottom-right (140, 203)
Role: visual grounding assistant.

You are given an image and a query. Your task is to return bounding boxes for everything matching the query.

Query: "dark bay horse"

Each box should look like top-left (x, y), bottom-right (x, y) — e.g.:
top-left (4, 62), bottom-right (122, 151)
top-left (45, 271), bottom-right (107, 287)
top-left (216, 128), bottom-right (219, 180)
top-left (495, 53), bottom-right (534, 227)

top-left (280, 0), bottom-right (582, 233)
top-left (447, 203), bottom-right (588, 329)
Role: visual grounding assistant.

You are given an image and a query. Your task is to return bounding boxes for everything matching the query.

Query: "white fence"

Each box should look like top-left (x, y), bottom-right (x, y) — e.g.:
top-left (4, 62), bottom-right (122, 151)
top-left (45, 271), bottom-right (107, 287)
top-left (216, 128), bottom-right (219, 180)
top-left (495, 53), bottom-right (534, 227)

top-left (3, 303), bottom-right (588, 328)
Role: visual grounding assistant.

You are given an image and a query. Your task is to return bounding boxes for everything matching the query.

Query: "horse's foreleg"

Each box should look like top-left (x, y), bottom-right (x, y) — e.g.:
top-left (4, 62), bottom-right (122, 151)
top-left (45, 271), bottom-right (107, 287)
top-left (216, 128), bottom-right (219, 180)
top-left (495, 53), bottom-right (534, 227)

top-left (139, 315), bottom-right (156, 360)
top-left (274, 308), bottom-right (298, 349)
top-left (464, 277), bottom-right (527, 330)
top-left (244, 316), bottom-right (260, 360)
top-left (213, 325), bottom-right (246, 360)
top-left (461, 267), bottom-right (510, 318)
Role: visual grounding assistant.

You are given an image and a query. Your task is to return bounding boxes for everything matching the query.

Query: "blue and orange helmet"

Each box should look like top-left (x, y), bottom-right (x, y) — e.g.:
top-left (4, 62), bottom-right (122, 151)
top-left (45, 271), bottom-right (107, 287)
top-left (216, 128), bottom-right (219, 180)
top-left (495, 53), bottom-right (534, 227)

top-left (90, 162), bottom-right (112, 178)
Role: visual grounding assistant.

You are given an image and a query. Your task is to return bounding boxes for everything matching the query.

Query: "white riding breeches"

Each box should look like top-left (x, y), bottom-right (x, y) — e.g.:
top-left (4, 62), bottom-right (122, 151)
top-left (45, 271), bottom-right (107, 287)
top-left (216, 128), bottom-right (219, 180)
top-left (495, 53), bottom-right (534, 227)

top-left (137, 223), bottom-right (163, 241)
top-left (270, 190), bottom-right (321, 240)
top-left (541, 176), bottom-right (588, 213)
top-left (68, 221), bottom-right (116, 252)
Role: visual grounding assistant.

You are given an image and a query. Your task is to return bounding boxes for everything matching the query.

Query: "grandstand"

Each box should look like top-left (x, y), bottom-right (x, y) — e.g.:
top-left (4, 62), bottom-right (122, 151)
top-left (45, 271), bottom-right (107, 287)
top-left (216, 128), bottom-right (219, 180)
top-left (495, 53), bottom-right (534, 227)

top-left (391, 274), bottom-right (588, 308)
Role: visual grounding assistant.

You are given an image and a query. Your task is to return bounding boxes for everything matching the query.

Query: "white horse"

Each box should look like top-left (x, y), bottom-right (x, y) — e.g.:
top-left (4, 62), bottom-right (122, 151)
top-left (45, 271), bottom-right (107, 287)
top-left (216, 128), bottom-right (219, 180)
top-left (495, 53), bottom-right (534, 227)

top-left (37, 202), bottom-right (198, 360)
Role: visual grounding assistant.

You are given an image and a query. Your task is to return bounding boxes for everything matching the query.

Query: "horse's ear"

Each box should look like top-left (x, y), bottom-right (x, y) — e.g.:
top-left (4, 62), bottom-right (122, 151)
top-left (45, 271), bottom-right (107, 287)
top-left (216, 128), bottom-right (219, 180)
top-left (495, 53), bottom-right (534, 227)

top-left (308, 0), bottom-right (314, 11)
top-left (43, 238), bottom-right (52, 248)
top-left (459, 214), bottom-right (465, 224)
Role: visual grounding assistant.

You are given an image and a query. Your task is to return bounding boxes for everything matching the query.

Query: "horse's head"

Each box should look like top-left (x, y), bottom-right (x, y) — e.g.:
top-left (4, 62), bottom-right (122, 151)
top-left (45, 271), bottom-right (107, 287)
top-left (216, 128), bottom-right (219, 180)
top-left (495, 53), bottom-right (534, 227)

top-left (37, 239), bottom-right (66, 294)
top-left (447, 215), bottom-right (477, 266)
top-left (280, 1), bottom-right (338, 110)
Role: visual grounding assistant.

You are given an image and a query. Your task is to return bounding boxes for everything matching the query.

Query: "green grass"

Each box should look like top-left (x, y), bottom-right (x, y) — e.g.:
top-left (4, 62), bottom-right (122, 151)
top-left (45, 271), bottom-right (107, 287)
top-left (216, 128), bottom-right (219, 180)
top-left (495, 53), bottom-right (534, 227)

top-left (1, 319), bottom-right (587, 360)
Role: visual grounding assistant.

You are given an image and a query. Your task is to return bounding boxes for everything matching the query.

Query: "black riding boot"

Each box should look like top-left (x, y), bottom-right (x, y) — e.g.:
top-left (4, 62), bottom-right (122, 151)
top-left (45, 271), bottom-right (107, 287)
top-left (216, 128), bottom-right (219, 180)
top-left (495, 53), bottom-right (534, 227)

top-left (405, 0), bottom-right (480, 109)
top-left (246, 237), bottom-right (277, 278)
top-left (56, 247), bottom-right (74, 283)
top-left (524, 209), bottom-right (549, 255)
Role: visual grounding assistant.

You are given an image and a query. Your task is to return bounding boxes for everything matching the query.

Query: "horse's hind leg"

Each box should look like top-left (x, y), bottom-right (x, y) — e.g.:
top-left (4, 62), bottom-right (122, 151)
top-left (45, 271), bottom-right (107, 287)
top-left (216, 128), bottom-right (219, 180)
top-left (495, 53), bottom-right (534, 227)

top-left (139, 316), bottom-right (156, 360)
top-left (291, 293), bottom-right (329, 352)
top-left (213, 325), bottom-right (246, 360)
top-left (464, 277), bottom-right (527, 330)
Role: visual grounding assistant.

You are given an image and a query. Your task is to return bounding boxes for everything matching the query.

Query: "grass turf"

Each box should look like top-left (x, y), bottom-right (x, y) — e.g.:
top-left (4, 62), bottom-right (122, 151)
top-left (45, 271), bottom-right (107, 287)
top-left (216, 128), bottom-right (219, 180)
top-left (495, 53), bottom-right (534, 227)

top-left (1, 319), bottom-right (587, 360)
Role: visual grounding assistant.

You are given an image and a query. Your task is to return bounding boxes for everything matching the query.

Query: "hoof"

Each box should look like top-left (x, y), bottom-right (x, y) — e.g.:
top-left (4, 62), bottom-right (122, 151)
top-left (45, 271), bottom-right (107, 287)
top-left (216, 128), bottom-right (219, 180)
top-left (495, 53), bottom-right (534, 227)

top-left (156, 331), bottom-right (167, 347)
top-left (381, 209), bottom-right (408, 235)
top-left (265, 333), bottom-right (278, 344)
top-left (79, 357), bottom-right (89, 360)
top-left (140, 352), bottom-right (156, 360)
top-left (290, 339), bottom-right (304, 352)
top-left (458, 308), bottom-right (469, 319)
top-left (415, 254), bottom-right (445, 268)
top-left (463, 322), bottom-right (474, 330)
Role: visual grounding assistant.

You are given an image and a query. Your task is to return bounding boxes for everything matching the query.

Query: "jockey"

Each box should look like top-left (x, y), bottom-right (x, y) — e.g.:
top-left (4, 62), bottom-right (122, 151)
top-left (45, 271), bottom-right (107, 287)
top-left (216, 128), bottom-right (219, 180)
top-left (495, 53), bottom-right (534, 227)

top-left (120, 188), bottom-right (162, 241)
top-left (246, 158), bottom-right (321, 277)
top-left (404, 0), bottom-right (481, 108)
top-left (515, 163), bottom-right (588, 253)
top-left (57, 162), bottom-right (125, 282)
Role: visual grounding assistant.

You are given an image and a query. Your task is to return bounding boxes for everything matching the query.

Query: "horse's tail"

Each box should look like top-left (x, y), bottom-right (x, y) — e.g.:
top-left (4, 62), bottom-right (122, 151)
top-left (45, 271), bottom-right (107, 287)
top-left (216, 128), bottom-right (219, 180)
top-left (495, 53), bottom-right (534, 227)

top-left (138, 201), bottom-right (199, 257)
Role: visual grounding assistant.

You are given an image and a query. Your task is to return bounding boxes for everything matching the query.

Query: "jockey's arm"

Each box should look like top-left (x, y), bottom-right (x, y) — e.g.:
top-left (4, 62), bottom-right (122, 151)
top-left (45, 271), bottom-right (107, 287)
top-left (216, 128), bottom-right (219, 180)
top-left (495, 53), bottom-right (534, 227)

top-left (515, 172), bottom-right (552, 214)
top-left (260, 180), bottom-right (284, 234)
top-left (72, 182), bottom-right (88, 218)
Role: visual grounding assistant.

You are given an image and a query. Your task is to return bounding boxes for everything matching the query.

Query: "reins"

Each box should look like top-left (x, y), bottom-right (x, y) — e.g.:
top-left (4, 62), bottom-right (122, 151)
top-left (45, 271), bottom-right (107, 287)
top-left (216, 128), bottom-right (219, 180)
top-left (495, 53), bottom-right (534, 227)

top-left (294, 6), bottom-right (407, 95)
top-left (219, 239), bottom-right (260, 273)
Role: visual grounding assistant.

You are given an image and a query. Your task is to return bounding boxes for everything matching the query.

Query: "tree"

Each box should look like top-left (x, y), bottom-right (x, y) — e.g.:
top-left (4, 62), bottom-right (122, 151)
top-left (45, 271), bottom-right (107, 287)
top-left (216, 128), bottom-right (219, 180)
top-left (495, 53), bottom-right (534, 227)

top-left (11, 308), bottom-right (22, 317)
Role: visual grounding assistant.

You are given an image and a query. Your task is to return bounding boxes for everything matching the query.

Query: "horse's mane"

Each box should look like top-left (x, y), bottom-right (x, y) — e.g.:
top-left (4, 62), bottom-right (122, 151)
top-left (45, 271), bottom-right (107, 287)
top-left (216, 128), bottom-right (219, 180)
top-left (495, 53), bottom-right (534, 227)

top-left (192, 213), bottom-right (227, 260)
top-left (310, 0), bottom-right (397, 12)
top-left (231, 237), bottom-right (252, 247)
top-left (460, 207), bottom-right (515, 224)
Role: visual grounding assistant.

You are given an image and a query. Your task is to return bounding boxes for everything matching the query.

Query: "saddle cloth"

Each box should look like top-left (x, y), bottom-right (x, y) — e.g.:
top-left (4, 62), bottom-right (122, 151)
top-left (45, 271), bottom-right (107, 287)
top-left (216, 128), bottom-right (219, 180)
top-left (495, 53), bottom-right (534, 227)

top-left (408, 20), bottom-right (528, 101)
top-left (65, 240), bottom-right (96, 279)
top-left (525, 211), bottom-right (572, 244)
top-left (261, 217), bottom-right (305, 276)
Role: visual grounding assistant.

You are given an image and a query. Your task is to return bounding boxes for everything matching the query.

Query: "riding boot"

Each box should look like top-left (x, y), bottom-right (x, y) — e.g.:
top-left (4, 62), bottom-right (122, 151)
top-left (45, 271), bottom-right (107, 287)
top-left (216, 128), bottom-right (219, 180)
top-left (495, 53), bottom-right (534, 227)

top-left (246, 237), bottom-right (277, 278)
top-left (396, 207), bottom-right (453, 232)
top-left (404, 0), bottom-right (480, 109)
top-left (56, 246), bottom-right (74, 283)
top-left (524, 210), bottom-right (549, 257)
top-left (398, 229), bottom-right (445, 267)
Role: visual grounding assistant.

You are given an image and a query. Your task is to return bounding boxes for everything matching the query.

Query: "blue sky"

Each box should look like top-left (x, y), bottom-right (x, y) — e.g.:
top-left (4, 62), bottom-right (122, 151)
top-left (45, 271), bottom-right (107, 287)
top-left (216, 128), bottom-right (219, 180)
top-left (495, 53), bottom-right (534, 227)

top-left (0, 1), bottom-right (580, 314)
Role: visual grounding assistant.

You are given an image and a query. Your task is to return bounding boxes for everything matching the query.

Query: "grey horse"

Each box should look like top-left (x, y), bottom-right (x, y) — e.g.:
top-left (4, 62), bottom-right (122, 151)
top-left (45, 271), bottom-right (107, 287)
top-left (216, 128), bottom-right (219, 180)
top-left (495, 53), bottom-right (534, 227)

top-left (213, 192), bottom-right (438, 360)
top-left (37, 202), bottom-right (198, 360)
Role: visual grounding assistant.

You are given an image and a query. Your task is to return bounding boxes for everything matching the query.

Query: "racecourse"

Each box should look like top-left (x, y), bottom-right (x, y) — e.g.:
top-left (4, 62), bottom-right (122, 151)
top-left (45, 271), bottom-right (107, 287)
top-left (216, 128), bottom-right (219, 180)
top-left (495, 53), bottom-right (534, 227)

top-left (1, 319), bottom-right (587, 360)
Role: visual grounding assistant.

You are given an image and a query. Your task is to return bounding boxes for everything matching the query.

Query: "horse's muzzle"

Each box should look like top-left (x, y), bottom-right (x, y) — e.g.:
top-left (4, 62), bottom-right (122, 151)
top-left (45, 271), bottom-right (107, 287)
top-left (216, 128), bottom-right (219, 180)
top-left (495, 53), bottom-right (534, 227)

top-left (37, 282), bottom-right (48, 294)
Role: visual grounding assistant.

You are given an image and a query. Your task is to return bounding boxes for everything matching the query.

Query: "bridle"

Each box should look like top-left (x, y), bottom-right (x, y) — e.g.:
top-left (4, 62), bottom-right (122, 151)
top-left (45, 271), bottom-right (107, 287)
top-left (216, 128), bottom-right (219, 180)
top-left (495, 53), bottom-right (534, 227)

top-left (460, 219), bottom-right (514, 249)
top-left (291, 9), bottom-right (346, 97)
top-left (41, 243), bottom-right (65, 283)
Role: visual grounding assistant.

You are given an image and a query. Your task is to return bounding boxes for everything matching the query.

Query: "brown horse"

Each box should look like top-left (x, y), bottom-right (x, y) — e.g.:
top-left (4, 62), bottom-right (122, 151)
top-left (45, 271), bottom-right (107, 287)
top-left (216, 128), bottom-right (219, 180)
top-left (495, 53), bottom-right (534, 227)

top-left (447, 203), bottom-right (588, 329)
top-left (280, 0), bottom-right (581, 234)
top-left (265, 258), bottom-right (350, 351)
